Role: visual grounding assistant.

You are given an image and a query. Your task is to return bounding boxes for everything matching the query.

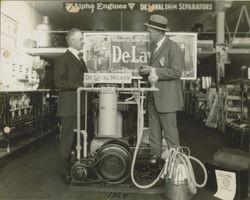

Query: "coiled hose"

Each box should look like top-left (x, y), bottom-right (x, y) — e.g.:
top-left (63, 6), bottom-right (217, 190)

top-left (162, 147), bottom-right (208, 194)
top-left (130, 93), bottom-right (208, 192)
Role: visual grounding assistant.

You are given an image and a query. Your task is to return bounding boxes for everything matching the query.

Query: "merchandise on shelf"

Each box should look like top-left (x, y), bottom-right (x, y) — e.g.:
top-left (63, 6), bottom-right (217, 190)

top-left (0, 50), bottom-right (48, 91)
top-left (225, 84), bottom-right (249, 123)
top-left (35, 16), bottom-right (52, 47)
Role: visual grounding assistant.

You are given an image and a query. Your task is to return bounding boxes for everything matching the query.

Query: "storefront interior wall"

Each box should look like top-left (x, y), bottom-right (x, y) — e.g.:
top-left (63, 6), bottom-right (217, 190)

top-left (1, 1), bottom-right (42, 51)
top-left (25, 1), bottom-right (250, 80)
top-left (1, 0), bottom-right (249, 81)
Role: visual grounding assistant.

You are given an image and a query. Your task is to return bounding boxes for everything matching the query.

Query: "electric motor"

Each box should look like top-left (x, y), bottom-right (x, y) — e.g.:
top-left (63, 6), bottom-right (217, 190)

top-left (95, 139), bottom-right (132, 184)
top-left (71, 162), bottom-right (89, 183)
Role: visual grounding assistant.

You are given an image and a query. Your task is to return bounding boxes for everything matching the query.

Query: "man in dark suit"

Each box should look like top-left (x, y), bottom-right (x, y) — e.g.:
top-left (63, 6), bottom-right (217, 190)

top-left (139, 15), bottom-right (185, 163)
top-left (54, 28), bottom-right (88, 183)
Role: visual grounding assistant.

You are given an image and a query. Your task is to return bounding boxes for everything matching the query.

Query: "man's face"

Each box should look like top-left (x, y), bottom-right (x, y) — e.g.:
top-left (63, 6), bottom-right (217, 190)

top-left (71, 31), bottom-right (84, 51)
top-left (147, 27), bottom-right (162, 43)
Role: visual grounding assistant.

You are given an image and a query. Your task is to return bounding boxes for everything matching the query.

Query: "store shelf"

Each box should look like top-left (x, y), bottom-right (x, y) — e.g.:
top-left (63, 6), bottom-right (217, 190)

top-left (226, 95), bottom-right (240, 100)
top-left (229, 48), bottom-right (250, 54)
top-left (227, 107), bottom-right (247, 112)
top-left (27, 48), bottom-right (218, 60)
top-left (25, 45), bottom-right (250, 61)
top-left (227, 95), bottom-right (250, 100)
top-left (197, 49), bottom-right (216, 59)
top-left (25, 47), bottom-right (67, 59)
top-left (197, 48), bottom-right (250, 60)
top-left (228, 48), bottom-right (250, 62)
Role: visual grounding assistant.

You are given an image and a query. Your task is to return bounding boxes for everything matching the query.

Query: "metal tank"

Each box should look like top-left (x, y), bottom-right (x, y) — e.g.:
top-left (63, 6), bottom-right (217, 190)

top-left (36, 16), bottom-right (52, 47)
top-left (98, 87), bottom-right (122, 138)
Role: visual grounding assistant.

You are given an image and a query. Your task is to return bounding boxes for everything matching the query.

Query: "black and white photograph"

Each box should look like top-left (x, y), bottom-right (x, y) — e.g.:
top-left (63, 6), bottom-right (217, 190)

top-left (0, 1), bottom-right (250, 200)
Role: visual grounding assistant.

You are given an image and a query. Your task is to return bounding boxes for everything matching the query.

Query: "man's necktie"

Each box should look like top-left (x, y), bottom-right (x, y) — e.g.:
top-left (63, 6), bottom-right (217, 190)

top-left (150, 43), bottom-right (157, 65)
top-left (78, 52), bottom-right (88, 72)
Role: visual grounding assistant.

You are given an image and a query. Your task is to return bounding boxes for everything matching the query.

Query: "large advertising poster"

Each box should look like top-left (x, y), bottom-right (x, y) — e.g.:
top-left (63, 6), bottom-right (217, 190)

top-left (83, 32), bottom-right (150, 73)
top-left (83, 32), bottom-right (197, 79)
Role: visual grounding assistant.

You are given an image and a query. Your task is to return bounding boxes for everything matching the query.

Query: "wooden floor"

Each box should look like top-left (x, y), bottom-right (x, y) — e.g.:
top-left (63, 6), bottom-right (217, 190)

top-left (0, 114), bottom-right (248, 200)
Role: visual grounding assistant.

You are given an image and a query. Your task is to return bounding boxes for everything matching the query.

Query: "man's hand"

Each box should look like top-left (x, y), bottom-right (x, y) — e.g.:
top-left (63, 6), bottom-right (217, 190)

top-left (139, 66), bottom-right (151, 75)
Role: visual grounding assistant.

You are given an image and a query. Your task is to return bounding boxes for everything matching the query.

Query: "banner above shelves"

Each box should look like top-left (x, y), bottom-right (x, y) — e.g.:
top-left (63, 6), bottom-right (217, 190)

top-left (64, 2), bottom-right (215, 13)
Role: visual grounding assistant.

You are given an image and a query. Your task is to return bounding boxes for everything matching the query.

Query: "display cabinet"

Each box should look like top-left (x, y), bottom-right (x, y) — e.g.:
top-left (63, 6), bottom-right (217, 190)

top-left (0, 90), bottom-right (58, 157)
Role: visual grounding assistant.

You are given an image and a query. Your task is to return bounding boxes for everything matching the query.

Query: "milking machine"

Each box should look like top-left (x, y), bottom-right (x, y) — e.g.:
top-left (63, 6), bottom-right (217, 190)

top-left (70, 72), bottom-right (156, 185)
top-left (70, 70), bottom-right (207, 199)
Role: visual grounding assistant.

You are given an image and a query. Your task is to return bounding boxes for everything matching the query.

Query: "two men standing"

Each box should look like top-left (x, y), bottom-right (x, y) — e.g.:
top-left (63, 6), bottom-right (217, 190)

top-left (54, 14), bottom-right (184, 184)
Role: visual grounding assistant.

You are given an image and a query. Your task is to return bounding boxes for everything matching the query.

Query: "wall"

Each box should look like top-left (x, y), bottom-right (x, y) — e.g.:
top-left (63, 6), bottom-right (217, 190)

top-left (0, 1), bottom-right (44, 91)
top-left (1, 0), bottom-right (42, 50)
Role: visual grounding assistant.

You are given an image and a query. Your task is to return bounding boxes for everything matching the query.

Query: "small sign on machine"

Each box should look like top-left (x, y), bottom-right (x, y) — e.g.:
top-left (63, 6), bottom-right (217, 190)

top-left (84, 72), bottom-right (132, 84)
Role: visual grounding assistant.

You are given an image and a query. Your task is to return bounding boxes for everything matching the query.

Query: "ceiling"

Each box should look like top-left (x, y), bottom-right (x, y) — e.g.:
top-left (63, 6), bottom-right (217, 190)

top-left (26, 0), bottom-right (250, 32)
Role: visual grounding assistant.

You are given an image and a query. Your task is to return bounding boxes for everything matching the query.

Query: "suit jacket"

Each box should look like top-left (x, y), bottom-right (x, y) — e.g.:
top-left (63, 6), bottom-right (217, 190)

top-left (54, 50), bottom-right (88, 116)
top-left (150, 38), bottom-right (184, 113)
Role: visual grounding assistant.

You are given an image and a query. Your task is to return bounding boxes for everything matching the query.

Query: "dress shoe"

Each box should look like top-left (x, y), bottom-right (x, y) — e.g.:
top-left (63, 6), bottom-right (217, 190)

top-left (148, 155), bottom-right (158, 165)
top-left (61, 173), bottom-right (72, 185)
